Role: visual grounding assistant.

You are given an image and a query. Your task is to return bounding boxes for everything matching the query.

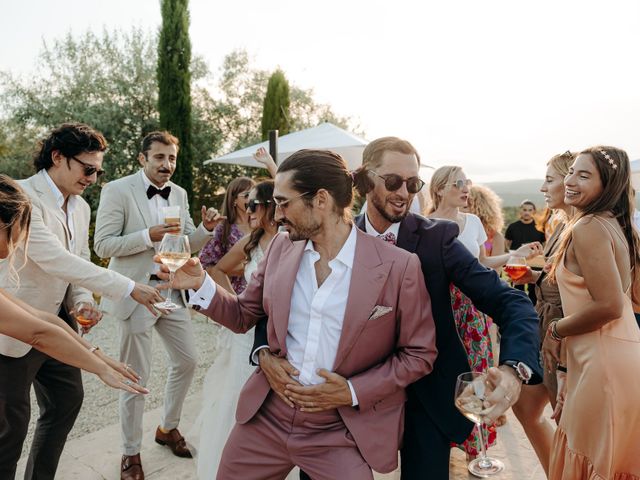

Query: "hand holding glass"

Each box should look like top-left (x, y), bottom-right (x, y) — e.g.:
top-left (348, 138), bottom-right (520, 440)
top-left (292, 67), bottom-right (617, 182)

top-left (154, 234), bottom-right (190, 311)
top-left (454, 372), bottom-right (504, 477)
top-left (72, 302), bottom-right (101, 336)
top-left (504, 254), bottom-right (528, 281)
top-left (161, 206), bottom-right (181, 234)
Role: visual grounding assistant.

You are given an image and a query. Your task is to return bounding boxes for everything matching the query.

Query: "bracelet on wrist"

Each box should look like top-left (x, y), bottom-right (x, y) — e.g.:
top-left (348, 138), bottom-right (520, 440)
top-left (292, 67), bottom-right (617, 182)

top-left (557, 365), bottom-right (568, 373)
top-left (548, 320), bottom-right (564, 342)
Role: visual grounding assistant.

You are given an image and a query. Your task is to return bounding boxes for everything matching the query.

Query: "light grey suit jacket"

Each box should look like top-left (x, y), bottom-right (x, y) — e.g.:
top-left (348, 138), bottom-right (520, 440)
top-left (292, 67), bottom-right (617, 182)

top-left (0, 170), bottom-right (132, 357)
top-left (94, 170), bottom-right (211, 321)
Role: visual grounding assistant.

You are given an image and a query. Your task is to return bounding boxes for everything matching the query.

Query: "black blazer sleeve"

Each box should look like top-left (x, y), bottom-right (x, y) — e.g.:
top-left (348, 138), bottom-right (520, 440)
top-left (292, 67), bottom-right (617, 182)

top-left (442, 222), bottom-right (543, 383)
top-left (249, 317), bottom-right (269, 366)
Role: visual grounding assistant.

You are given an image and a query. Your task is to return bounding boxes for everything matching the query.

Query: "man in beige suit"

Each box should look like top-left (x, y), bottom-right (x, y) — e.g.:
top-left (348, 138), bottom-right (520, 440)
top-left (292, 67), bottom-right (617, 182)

top-left (94, 131), bottom-right (220, 480)
top-left (0, 123), bottom-right (163, 480)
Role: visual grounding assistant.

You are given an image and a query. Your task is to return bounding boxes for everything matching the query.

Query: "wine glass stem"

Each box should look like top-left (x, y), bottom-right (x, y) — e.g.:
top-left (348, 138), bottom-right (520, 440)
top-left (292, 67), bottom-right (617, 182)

top-left (476, 421), bottom-right (491, 466)
top-left (166, 270), bottom-right (174, 303)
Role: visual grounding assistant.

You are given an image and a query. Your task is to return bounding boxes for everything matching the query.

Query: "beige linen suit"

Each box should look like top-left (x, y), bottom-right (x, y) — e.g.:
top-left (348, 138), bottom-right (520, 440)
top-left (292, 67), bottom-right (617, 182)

top-left (0, 169), bottom-right (132, 479)
top-left (94, 170), bottom-right (210, 455)
top-left (0, 170), bottom-right (131, 357)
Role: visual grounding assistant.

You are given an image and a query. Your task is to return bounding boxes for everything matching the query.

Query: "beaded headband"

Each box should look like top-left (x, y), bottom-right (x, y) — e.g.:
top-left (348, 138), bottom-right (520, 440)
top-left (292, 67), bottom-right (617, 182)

top-left (599, 149), bottom-right (617, 170)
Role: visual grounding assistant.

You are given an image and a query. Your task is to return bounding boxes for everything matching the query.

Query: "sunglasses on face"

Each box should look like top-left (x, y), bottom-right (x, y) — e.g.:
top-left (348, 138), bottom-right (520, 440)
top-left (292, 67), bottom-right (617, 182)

top-left (71, 156), bottom-right (105, 178)
top-left (370, 171), bottom-right (425, 194)
top-left (272, 191), bottom-right (313, 210)
top-left (449, 179), bottom-right (472, 189)
top-left (246, 199), bottom-right (272, 213)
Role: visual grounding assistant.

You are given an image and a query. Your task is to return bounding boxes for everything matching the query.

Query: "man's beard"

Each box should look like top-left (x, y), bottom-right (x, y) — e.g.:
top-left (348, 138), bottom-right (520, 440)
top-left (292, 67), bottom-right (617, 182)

top-left (370, 193), bottom-right (409, 224)
top-left (283, 219), bottom-right (322, 241)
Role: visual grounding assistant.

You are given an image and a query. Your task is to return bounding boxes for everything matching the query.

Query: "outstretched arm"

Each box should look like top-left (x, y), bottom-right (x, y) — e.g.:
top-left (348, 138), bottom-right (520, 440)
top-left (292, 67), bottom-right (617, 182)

top-left (0, 290), bottom-right (147, 394)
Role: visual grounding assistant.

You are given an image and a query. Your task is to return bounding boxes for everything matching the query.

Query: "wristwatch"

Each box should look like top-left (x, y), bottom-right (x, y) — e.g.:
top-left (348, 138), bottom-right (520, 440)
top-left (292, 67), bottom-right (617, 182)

top-left (502, 360), bottom-right (533, 383)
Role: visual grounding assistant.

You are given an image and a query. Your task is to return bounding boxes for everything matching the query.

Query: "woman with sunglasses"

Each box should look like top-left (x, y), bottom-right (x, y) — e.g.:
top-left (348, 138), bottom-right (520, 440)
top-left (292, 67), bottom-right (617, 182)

top-left (192, 180), bottom-right (286, 480)
top-left (0, 174), bottom-right (147, 395)
top-left (427, 166), bottom-right (542, 460)
top-left (198, 176), bottom-right (255, 295)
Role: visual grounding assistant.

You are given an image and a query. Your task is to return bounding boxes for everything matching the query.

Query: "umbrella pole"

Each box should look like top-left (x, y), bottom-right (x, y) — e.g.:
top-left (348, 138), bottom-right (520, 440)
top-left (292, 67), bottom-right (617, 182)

top-left (269, 130), bottom-right (279, 165)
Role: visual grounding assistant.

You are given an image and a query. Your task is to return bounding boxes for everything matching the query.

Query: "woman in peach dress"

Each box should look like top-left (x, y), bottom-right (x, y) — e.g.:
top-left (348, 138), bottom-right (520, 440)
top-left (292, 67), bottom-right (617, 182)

top-left (543, 146), bottom-right (640, 479)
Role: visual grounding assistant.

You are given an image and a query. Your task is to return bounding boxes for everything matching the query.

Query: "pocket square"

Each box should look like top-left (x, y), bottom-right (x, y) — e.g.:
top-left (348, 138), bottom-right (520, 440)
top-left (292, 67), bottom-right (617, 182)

top-left (368, 305), bottom-right (393, 321)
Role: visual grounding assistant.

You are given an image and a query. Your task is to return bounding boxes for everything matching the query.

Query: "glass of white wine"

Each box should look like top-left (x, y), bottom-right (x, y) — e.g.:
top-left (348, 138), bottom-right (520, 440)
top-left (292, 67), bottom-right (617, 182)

top-left (454, 371), bottom-right (504, 477)
top-left (154, 233), bottom-right (190, 311)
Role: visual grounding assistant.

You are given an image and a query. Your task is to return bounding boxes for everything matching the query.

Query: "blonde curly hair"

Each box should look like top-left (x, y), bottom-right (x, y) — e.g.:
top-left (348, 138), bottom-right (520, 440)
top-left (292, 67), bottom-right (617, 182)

top-left (465, 184), bottom-right (504, 236)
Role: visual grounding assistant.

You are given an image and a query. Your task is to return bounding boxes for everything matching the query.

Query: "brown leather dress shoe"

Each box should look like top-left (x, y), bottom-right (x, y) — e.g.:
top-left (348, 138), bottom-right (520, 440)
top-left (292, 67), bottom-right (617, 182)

top-left (154, 426), bottom-right (192, 458)
top-left (121, 454), bottom-right (144, 480)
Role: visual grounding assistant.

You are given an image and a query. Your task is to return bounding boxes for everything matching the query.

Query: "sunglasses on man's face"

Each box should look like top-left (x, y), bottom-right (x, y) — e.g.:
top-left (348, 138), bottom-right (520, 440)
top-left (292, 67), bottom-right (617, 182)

top-left (246, 199), bottom-right (272, 213)
top-left (370, 171), bottom-right (425, 194)
top-left (449, 179), bottom-right (472, 189)
top-left (71, 156), bottom-right (105, 178)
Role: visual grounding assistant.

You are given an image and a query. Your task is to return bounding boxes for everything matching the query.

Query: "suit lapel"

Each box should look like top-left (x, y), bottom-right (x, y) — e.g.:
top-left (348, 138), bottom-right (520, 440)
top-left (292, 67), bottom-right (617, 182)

top-left (130, 172), bottom-right (154, 228)
top-left (397, 214), bottom-right (420, 253)
top-left (333, 230), bottom-right (392, 370)
top-left (32, 172), bottom-right (71, 248)
top-left (273, 238), bottom-right (305, 350)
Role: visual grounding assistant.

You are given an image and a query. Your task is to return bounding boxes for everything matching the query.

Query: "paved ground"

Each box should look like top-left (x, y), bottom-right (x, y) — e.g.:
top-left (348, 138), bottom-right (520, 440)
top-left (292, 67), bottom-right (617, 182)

top-left (17, 312), bottom-right (548, 479)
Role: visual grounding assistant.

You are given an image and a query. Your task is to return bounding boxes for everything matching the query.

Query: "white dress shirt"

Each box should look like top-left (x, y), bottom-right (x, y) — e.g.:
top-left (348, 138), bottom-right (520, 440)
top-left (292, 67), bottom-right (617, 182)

top-left (140, 170), bottom-right (170, 249)
top-left (43, 170), bottom-right (135, 299)
top-left (364, 213), bottom-right (401, 239)
top-left (190, 225), bottom-right (361, 405)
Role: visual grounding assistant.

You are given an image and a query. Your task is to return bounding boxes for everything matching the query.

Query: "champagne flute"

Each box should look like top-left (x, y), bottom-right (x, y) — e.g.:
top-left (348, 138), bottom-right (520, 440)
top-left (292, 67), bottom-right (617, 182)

top-left (454, 372), bottom-right (504, 477)
top-left (503, 253), bottom-right (528, 282)
top-left (154, 233), bottom-right (190, 311)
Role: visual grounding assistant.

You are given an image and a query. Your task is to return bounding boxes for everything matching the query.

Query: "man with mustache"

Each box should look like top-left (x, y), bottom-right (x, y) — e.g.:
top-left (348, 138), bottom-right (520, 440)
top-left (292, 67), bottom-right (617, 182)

top-left (94, 131), bottom-right (221, 480)
top-left (255, 137), bottom-right (543, 479)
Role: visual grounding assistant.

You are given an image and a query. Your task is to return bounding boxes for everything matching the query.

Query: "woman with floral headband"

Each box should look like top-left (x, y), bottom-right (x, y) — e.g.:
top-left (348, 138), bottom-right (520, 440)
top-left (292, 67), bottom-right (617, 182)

top-left (543, 146), bottom-right (640, 478)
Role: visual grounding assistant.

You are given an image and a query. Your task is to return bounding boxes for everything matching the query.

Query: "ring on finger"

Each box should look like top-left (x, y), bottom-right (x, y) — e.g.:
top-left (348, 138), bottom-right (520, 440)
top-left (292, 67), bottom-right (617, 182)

top-left (124, 380), bottom-right (134, 386)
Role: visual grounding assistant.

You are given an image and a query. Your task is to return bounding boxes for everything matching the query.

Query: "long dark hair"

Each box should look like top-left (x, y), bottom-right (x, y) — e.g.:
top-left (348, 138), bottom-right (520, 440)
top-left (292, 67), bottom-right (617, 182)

top-left (549, 146), bottom-right (640, 285)
top-left (219, 176), bottom-right (255, 251)
top-left (243, 180), bottom-right (275, 261)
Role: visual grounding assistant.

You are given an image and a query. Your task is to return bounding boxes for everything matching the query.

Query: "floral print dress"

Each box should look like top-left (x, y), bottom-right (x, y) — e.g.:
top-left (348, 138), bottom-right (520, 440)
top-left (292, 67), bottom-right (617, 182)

top-left (198, 222), bottom-right (247, 294)
top-left (450, 286), bottom-right (497, 455)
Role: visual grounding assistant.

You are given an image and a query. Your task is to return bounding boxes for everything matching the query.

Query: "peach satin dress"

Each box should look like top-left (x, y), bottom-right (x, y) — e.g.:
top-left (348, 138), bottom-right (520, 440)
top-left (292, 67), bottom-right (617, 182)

top-left (550, 218), bottom-right (640, 479)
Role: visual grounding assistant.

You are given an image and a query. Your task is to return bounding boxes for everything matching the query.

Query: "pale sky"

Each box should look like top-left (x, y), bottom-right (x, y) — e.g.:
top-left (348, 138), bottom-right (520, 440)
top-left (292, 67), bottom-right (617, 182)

top-left (2, 0), bottom-right (639, 182)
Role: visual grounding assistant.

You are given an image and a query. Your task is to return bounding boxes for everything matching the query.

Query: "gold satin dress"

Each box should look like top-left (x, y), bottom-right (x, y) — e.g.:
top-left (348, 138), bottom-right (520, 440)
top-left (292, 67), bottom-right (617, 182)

top-left (550, 220), bottom-right (640, 479)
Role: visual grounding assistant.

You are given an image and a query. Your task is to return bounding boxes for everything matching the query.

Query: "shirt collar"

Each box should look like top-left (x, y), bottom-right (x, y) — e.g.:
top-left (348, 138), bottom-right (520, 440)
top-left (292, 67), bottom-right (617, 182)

top-left (140, 169), bottom-right (169, 190)
top-left (364, 213), bottom-right (400, 238)
top-left (303, 223), bottom-right (357, 269)
top-left (42, 169), bottom-right (76, 213)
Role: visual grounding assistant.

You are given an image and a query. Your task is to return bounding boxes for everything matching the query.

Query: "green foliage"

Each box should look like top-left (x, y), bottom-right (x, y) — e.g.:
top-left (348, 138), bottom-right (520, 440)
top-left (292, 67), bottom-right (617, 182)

top-left (261, 69), bottom-right (290, 141)
top-left (0, 30), bottom-right (361, 262)
top-left (158, 0), bottom-right (194, 205)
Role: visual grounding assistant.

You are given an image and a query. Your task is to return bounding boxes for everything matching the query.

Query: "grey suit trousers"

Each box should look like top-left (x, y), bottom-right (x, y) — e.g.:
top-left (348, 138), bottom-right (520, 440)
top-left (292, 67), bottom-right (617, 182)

top-left (118, 288), bottom-right (197, 455)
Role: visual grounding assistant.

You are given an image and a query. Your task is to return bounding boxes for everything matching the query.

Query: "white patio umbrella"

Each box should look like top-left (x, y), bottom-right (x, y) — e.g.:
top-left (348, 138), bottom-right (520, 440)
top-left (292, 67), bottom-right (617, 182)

top-left (203, 122), bottom-right (368, 171)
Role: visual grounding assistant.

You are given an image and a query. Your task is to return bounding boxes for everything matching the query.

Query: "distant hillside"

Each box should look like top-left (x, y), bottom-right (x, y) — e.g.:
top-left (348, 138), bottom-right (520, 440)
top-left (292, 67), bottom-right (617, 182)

top-left (482, 179), bottom-right (544, 207)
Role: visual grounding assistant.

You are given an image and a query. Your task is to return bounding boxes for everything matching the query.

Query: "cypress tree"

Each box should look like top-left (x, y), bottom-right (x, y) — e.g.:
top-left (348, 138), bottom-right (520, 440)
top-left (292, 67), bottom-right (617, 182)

top-left (261, 69), bottom-right (291, 141)
top-left (157, 0), bottom-right (193, 204)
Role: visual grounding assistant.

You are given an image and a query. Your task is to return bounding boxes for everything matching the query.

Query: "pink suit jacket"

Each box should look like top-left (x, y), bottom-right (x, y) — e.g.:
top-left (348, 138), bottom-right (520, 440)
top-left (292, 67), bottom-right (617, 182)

top-left (200, 228), bottom-right (437, 473)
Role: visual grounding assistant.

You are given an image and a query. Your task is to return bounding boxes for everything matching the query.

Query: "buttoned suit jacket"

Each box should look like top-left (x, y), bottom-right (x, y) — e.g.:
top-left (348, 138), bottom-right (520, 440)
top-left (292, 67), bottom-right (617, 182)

top-left (356, 213), bottom-right (543, 443)
top-left (0, 170), bottom-right (131, 357)
top-left (94, 171), bottom-right (210, 321)
top-left (198, 228), bottom-right (438, 473)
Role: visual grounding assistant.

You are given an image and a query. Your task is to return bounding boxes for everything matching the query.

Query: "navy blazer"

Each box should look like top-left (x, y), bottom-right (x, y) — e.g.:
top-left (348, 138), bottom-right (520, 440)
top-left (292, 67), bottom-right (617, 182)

top-left (252, 213), bottom-right (543, 443)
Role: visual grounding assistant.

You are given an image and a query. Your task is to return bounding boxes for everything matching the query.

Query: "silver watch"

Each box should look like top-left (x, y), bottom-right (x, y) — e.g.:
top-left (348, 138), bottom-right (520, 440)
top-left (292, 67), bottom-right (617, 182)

top-left (503, 361), bottom-right (532, 383)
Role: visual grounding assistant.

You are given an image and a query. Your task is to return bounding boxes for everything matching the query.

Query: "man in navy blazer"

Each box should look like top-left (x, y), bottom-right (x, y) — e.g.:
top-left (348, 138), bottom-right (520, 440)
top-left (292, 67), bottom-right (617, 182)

top-left (253, 137), bottom-right (543, 478)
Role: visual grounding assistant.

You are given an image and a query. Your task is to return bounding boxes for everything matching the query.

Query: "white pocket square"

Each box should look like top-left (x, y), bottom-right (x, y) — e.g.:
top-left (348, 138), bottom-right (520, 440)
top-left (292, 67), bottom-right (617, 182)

top-left (368, 305), bottom-right (393, 321)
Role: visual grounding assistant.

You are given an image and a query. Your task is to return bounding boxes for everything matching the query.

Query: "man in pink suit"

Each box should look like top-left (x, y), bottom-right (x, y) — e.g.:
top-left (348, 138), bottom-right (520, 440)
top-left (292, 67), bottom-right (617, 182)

top-left (157, 149), bottom-right (437, 479)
